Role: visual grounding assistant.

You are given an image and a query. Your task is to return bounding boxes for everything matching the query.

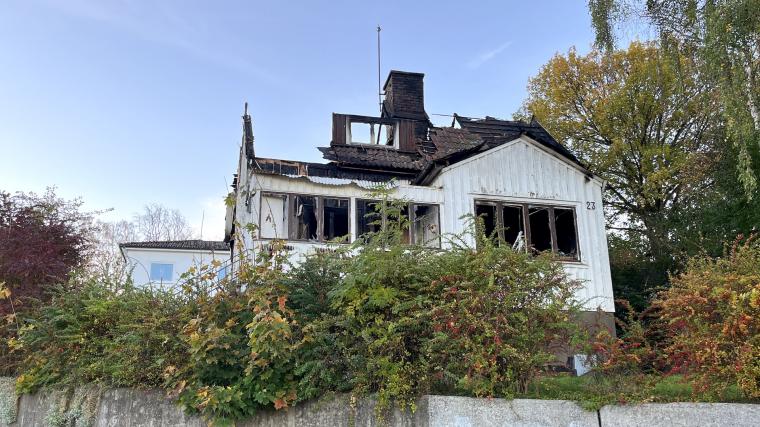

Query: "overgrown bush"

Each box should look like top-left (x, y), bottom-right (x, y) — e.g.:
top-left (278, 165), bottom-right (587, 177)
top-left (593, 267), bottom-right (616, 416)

top-left (657, 235), bottom-right (760, 398)
top-left (590, 235), bottom-right (760, 402)
top-left (13, 274), bottom-right (191, 393)
top-left (8, 191), bottom-right (588, 424)
top-left (165, 244), bottom-right (303, 423)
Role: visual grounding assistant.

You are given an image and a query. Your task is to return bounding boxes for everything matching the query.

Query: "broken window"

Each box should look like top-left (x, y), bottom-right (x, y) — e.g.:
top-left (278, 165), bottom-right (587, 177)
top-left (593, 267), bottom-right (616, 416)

top-left (554, 208), bottom-right (578, 258)
top-left (350, 122), bottom-right (372, 144)
top-left (474, 200), bottom-right (579, 261)
top-left (411, 204), bottom-right (440, 248)
top-left (347, 117), bottom-right (397, 147)
top-left (502, 205), bottom-right (525, 248)
top-left (474, 203), bottom-right (498, 240)
top-left (356, 199), bottom-right (382, 239)
top-left (322, 198), bottom-right (349, 241)
top-left (528, 207), bottom-right (552, 253)
top-left (259, 194), bottom-right (286, 239)
top-left (291, 195), bottom-right (318, 240)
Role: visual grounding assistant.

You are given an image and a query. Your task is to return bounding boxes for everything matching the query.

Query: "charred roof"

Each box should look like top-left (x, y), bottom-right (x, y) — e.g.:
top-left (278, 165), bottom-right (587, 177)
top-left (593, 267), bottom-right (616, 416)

top-left (245, 70), bottom-right (588, 184)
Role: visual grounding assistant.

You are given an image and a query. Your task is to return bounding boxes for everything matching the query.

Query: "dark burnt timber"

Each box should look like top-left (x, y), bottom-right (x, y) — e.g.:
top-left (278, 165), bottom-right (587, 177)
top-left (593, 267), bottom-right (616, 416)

top-left (253, 157), bottom-right (415, 183)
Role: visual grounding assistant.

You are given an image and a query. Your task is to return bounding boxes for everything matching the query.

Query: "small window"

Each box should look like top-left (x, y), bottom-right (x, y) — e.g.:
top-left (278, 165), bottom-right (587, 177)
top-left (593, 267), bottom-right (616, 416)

top-left (554, 208), bottom-right (578, 258)
top-left (356, 199), bottom-right (382, 239)
top-left (350, 122), bottom-right (372, 144)
top-left (150, 263), bottom-right (173, 282)
top-left (412, 204), bottom-right (440, 248)
top-left (475, 203), bottom-right (498, 240)
top-left (349, 120), bottom-right (396, 146)
top-left (502, 205), bottom-right (525, 247)
top-left (291, 195), bottom-right (318, 240)
top-left (217, 265), bottom-right (229, 280)
top-left (322, 198), bottom-right (349, 241)
top-left (528, 207), bottom-right (552, 253)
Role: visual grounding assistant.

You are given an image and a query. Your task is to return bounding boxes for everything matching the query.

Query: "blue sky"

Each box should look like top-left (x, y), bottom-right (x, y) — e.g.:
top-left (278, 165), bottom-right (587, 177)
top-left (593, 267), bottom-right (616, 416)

top-left (0, 0), bottom-right (596, 239)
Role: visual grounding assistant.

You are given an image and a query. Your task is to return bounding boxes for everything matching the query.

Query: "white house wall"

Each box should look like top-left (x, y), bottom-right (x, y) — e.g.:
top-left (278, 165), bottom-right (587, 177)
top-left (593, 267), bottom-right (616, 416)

top-left (435, 137), bottom-right (614, 312)
top-left (123, 248), bottom-right (231, 287)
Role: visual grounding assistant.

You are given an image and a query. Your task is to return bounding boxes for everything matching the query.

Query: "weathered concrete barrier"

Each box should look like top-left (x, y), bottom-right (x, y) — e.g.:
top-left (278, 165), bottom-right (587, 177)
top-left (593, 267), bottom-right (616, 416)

top-left (2, 389), bottom-right (595, 427)
top-left (599, 402), bottom-right (760, 427)
top-left (1, 383), bottom-right (759, 426)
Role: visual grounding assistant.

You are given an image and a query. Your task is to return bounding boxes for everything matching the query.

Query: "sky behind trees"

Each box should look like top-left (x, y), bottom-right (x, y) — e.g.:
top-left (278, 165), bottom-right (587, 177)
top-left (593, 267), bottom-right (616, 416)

top-left (0, 0), bottom-right (604, 239)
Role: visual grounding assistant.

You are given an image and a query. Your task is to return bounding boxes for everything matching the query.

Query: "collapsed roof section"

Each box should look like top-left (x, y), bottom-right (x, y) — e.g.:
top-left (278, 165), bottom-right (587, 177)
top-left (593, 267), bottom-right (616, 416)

top-left (246, 70), bottom-right (589, 185)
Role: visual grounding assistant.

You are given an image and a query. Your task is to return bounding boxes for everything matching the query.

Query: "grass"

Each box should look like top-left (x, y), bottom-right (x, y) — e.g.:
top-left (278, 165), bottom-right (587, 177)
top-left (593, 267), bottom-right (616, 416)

top-left (518, 374), bottom-right (755, 411)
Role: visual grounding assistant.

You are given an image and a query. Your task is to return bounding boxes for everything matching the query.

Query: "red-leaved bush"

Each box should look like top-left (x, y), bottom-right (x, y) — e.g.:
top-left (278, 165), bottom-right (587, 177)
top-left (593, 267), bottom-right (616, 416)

top-left (657, 235), bottom-right (760, 398)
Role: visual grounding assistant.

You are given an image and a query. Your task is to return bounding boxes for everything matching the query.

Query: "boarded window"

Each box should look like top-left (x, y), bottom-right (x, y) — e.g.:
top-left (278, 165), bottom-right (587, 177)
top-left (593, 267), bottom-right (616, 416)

top-left (322, 198), bottom-right (349, 241)
top-left (291, 195), bottom-right (318, 240)
top-left (554, 208), bottom-right (578, 258)
top-left (475, 203), bottom-right (498, 239)
top-left (528, 207), bottom-right (552, 253)
top-left (412, 204), bottom-right (440, 248)
top-left (502, 205), bottom-right (525, 247)
top-left (356, 199), bottom-right (382, 239)
top-left (260, 194), bottom-right (286, 238)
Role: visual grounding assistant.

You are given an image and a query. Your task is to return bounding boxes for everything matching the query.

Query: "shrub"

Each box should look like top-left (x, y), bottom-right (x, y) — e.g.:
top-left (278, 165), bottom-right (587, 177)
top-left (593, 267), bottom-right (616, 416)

top-left (13, 274), bottom-right (190, 393)
top-left (166, 243), bottom-right (303, 424)
top-left (9, 191), bottom-right (588, 423)
top-left (426, 234), bottom-right (583, 397)
top-left (657, 235), bottom-right (760, 398)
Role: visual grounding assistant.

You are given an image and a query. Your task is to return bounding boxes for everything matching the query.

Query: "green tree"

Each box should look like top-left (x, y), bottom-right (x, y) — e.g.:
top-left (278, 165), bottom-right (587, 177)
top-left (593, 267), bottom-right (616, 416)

top-left (588, 0), bottom-right (760, 195)
top-left (522, 43), bottom-right (722, 285)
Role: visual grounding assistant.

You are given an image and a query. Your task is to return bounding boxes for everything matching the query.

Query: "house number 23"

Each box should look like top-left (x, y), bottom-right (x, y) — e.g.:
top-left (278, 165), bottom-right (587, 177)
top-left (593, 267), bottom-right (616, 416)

top-left (586, 202), bottom-right (596, 210)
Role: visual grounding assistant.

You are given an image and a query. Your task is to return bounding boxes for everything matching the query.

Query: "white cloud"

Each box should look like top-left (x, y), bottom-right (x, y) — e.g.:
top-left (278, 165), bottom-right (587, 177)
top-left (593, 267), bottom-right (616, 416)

top-left (467, 41), bottom-right (513, 69)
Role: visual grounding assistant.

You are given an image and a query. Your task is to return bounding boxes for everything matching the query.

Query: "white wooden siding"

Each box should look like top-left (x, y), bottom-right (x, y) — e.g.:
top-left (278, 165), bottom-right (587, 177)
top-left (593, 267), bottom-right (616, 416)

top-left (436, 137), bottom-right (613, 312)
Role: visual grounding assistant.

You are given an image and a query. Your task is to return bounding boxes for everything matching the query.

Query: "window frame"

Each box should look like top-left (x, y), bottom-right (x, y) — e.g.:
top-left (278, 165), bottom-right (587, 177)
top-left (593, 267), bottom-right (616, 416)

top-left (258, 192), bottom-right (351, 243)
top-left (473, 199), bottom-right (581, 262)
top-left (354, 199), bottom-right (441, 248)
top-left (149, 263), bottom-right (174, 282)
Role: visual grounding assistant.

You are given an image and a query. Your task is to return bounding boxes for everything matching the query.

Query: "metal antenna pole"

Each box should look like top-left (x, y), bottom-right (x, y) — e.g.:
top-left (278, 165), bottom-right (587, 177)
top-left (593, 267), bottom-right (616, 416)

top-left (377, 25), bottom-right (382, 115)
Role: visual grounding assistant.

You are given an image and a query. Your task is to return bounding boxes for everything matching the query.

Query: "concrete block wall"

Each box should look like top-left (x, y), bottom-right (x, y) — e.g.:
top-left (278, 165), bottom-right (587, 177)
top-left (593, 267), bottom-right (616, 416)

top-left (1, 382), bottom-right (758, 427)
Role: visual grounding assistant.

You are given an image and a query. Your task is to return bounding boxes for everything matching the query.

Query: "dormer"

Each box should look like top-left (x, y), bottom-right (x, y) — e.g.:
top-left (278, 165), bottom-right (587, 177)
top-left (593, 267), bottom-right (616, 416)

top-left (331, 113), bottom-right (417, 152)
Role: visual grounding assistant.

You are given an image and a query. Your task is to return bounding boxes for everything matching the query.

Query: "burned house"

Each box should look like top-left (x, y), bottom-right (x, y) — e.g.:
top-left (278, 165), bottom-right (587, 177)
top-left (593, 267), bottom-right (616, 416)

top-left (225, 70), bottom-right (614, 332)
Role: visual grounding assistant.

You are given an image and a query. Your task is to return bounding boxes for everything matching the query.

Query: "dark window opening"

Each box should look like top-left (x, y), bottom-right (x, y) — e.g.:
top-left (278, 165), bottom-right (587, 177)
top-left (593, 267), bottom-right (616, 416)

top-left (323, 198), bottom-right (349, 241)
top-left (502, 205), bottom-right (525, 247)
top-left (292, 195), bottom-right (318, 240)
top-left (356, 199), bottom-right (382, 238)
top-left (398, 204), bottom-right (410, 244)
top-left (554, 208), bottom-right (578, 258)
top-left (412, 204), bottom-right (440, 248)
top-left (475, 203), bottom-right (498, 240)
top-left (528, 207), bottom-right (552, 253)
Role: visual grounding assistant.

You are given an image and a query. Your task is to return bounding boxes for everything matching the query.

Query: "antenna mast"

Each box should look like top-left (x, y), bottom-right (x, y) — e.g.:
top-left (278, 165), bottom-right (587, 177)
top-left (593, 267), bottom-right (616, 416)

top-left (377, 25), bottom-right (382, 115)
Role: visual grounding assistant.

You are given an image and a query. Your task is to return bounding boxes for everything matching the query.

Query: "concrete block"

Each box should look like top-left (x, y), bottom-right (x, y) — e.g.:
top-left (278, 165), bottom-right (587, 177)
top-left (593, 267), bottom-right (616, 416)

top-left (599, 402), bottom-right (760, 427)
top-left (422, 396), bottom-right (598, 427)
top-left (94, 388), bottom-right (204, 427)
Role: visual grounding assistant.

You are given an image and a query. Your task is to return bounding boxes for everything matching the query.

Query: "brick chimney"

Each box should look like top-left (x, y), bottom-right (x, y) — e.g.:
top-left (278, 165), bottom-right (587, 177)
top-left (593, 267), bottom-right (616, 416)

top-left (382, 71), bottom-right (430, 138)
top-left (382, 71), bottom-right (429, 121)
